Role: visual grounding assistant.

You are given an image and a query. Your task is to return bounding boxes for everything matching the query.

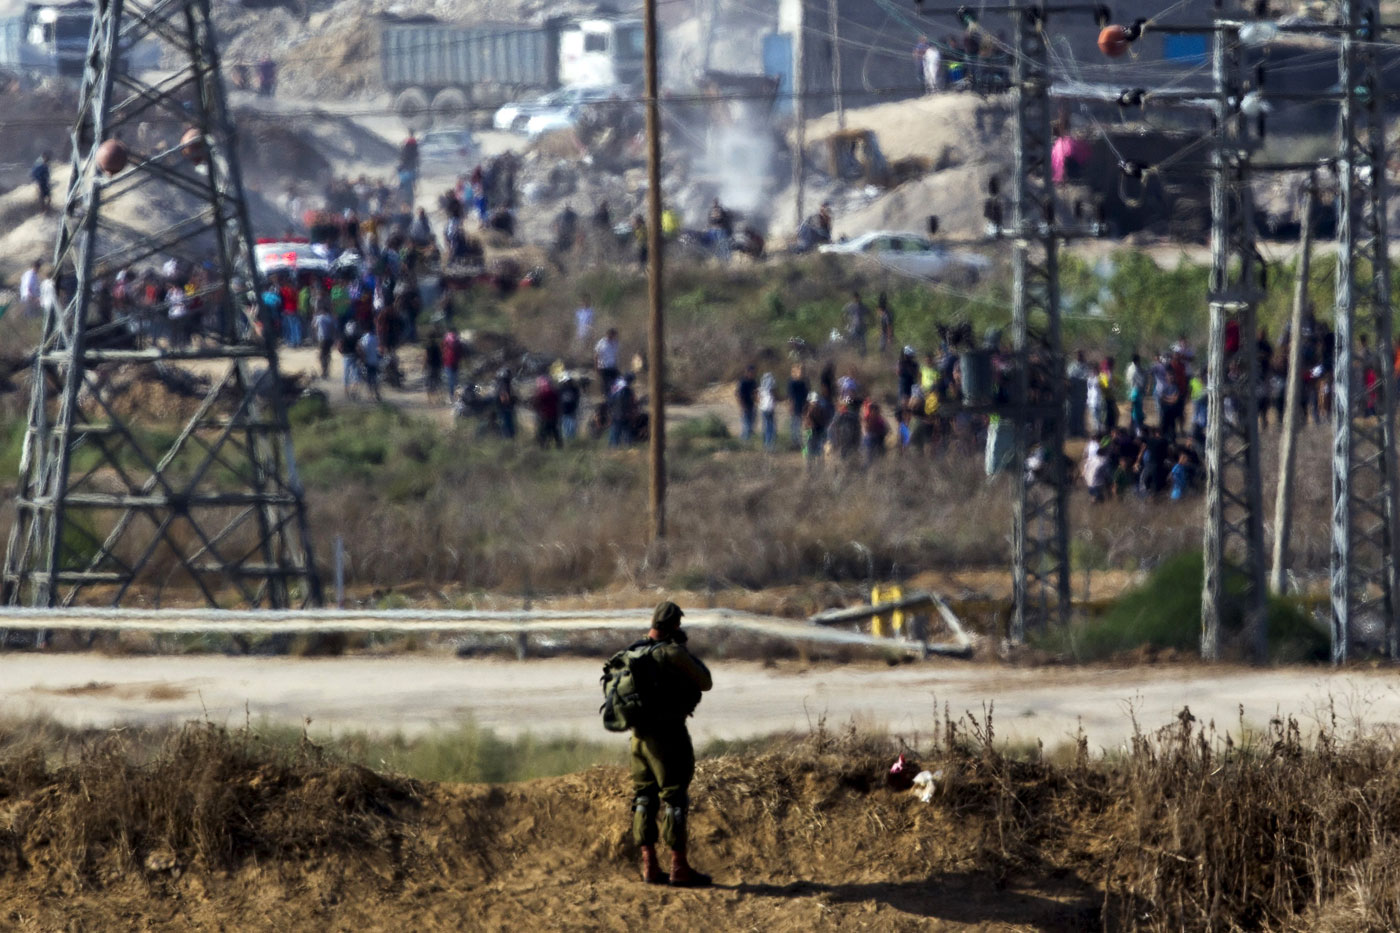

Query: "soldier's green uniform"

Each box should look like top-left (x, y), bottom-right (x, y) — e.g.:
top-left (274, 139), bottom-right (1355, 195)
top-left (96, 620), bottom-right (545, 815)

top-left (630, 602), bottom-right (712, 865)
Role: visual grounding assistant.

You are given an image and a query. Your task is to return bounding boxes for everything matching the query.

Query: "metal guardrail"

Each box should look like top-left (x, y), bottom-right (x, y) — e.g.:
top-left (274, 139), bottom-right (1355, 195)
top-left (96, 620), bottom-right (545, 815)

top-left (0, 607), bottom-right (967, 657)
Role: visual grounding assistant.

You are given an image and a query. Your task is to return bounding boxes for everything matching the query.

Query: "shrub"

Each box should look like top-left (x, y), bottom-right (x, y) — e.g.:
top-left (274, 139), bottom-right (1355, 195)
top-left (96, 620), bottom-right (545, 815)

top-left (1041, 549), bottom-right (1329, 662)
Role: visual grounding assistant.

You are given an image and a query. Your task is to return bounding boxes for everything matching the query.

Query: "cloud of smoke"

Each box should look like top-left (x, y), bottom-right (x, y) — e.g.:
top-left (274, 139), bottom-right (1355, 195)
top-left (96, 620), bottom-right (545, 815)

top-left (697, 120), bottom-right (774, 216)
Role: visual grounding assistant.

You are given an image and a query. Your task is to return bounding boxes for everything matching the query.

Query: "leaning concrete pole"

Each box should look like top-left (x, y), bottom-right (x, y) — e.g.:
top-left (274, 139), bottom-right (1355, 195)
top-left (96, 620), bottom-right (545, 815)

top-left (1270, 180), bottom-right (1315, 594)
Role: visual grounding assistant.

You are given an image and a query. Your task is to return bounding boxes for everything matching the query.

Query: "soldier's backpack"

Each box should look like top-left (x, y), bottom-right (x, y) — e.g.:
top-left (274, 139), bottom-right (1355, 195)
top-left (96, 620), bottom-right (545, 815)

top-left (600, 639), bottom-right (662, 733)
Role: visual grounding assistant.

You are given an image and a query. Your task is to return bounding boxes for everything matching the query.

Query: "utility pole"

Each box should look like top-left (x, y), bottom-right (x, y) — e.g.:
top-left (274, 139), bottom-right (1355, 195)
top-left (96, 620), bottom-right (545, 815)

top-left (1201, 21), bottom-right (1268, 663)
top-left (792, 13), bottom-right (807, 231)
top-left (1270, 179), bottom-right (1315, 595)
top-left (915, 0), bottom-right (1091, 641)
top-left (644, 0), bottom-right (667, 541)
top-left (1, 0), bottom-right (320, 610)
top-left (1007, 0), bottom-right (1071, 641)
top-left (828, 0), bottom-right (845, 128)
top-left (1330, 0), bottom-right (1399, 662)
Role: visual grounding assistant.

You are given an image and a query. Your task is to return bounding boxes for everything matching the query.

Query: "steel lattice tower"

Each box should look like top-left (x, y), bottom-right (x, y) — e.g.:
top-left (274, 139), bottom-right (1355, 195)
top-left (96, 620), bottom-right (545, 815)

top-left (1008, 0), bottom-right (1071, 640)
top-left (1201, 22), bottom-right (1268, 662)
top-left (1, 0), bottom-right (321, 608)
top-left (1329, 0), bottom-right (1399, 662)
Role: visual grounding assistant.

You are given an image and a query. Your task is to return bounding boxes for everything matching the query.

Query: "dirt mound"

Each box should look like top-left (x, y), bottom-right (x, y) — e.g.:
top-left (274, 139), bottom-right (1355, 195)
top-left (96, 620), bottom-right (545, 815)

top-left (4, 716), bottom-right (1400, 930)
top-left (0, 724), bottom-right (420, 892)
top-left (796, 94), bottom-right (1015, 240)
top-left (805, 94), bottom-right (1012, 167)
top-left (0, 724), bottom-right (1096, 931)
top-left (0, 162), bottom-right (294, 280)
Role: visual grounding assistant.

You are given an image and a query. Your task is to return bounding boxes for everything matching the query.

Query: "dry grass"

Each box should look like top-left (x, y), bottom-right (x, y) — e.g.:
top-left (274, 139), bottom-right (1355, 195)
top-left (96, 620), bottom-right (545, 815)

top-left (720, 704), bottom-right (1400, 930)
top-left (0, 720), bottom-right (419, 885)
top-left (302, 417), bottom-right (1336, 603)
top-left (5, 709), bottom-right (1400, 928)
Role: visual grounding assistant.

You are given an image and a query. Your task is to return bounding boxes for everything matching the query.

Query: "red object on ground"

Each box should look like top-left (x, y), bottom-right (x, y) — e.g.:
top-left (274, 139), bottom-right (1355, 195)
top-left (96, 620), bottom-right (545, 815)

top-left (1098, 25), bottom-right (1131, 57)
top-left (886, 753), bottom-right (917, 791)
top-left (96, 139), bottom-right (128, 175)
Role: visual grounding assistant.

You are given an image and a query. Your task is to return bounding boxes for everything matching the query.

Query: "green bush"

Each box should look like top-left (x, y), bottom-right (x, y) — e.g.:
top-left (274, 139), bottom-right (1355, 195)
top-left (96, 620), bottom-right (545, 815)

top-left (674, 414), bottom-right (731, 441)
top-left (287, 393), bottom-right (332, 426)
top-left (1041, 550), bottom-right (1329, 663)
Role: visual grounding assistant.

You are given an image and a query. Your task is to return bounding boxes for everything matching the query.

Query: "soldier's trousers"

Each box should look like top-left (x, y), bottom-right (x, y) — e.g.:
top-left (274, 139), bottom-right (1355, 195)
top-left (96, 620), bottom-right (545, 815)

top-left (630, 725), bottom-right (695, 849)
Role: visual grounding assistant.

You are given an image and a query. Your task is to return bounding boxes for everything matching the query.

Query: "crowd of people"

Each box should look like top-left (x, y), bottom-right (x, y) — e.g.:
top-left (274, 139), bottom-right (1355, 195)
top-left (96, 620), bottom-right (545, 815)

top-left (716, 309), bottom-right (1385, 505)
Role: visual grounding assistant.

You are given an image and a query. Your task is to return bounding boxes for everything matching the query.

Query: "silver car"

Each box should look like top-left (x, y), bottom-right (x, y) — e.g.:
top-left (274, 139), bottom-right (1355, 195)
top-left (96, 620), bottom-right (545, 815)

top-left (493, 85), bottom-right (626, 134)
top-left (417, 128), bottom-right (478, 165)
top-left (819, 231), bottom-right (992, 281)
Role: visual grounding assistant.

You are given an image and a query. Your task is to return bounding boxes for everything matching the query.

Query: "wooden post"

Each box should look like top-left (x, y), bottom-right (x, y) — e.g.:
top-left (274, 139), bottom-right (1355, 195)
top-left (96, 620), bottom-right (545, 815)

top-left (644, 0), bottom-right (666, 541)
top-left (334, 534), bottom-right (345, 608)
top-left (1270, 180), bottom-right (1315, 594)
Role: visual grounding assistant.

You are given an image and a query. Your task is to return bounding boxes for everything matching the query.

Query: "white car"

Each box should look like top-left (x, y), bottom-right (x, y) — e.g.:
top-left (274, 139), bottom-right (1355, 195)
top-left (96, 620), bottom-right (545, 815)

top-left (417, 128), bottom-right (477, 165)
top-left (819, 231), bottom-right (992, 280)
top-left (493, 85), bottom-right (625, 134)
top-left (525, 107), bottom-right (580, 139)
top-left (255, 239), bottom-right (331, 278)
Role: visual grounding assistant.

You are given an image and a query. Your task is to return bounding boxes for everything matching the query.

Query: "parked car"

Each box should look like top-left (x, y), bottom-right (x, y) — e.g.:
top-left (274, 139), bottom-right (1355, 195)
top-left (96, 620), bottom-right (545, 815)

top-left (525, 107), bottom-right (580, 139)
top-left (417, 127), bottom-right (477, 165)
top-left (493, 84), bottom-right (625, 133)
top-left (818, 231), bottom-right (992, 280)
top-left (254, 239), bottom-right (331, 278)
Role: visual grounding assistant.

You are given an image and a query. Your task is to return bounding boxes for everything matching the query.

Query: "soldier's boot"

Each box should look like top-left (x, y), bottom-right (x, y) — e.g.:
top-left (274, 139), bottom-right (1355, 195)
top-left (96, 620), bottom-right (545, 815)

top-left (668, 847), bottom-right (712, 888)
top-left (639, 845), bottom-right (666, 884)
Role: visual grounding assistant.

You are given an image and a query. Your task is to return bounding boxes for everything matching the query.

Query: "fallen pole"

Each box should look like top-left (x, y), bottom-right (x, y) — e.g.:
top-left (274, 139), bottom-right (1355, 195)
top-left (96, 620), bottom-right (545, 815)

top-left (806, 591), bottom-right (974, 657)
top-left (808, 591), bottom-right (942, 626)
top-left (0, 607), bottom-right (944, 655)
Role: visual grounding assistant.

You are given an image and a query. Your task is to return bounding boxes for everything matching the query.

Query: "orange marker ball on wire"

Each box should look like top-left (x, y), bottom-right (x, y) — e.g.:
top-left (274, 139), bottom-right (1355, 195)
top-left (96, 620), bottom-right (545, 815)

top-left (1098, 24), bottom-right (1131, 58)
top-left (96, 138), bottom-right (128, 175)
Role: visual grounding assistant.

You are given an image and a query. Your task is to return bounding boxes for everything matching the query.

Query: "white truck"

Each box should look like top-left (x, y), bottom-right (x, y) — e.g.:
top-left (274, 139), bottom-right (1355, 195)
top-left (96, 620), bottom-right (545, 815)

top-left (381, 15), bottom-right (644, 128)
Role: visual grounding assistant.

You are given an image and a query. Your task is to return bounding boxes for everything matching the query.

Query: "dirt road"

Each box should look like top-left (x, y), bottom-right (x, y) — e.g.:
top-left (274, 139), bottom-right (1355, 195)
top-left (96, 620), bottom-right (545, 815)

top-left (4, 653), bottom-right (1398, 745)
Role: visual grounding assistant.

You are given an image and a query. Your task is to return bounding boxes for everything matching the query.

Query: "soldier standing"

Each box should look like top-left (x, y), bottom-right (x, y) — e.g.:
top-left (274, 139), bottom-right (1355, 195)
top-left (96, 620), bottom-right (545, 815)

top-left (629, 601), bottom-right (713, 887)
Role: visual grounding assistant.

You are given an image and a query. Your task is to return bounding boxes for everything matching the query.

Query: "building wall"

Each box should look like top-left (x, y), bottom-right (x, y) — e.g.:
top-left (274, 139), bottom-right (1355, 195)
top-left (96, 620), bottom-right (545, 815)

top-left (768, 0), bottom-right (1378, 123)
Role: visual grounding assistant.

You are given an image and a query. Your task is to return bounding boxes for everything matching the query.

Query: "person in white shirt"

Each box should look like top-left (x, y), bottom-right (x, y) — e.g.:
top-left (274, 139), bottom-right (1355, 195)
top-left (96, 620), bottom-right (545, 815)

top-left (923, 45), bottom-right (942, 93)
top-left (19, 260), bottom-right (41, 317)
top-left (575, 295), bottom-right (595, 345)
top-left (759, 372), bottom-right (777, 450)
top-left (166, 284), bottom-right (189, 347)
top-left (1126, 353), bottom-right (1147, 431)
top-left (38, 276), bottom-right (56, 320)
top-left (594, 328), bottom-right (620, 399)
top-left (1086, 366), bottom-right (1106, 435)
top-left (358, 330), bottom-right (382, 401)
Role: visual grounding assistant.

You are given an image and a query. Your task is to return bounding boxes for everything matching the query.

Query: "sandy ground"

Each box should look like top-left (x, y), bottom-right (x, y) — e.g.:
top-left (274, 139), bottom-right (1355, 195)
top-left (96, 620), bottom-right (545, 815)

top-left (4, 652), bottom-right (1398, 746)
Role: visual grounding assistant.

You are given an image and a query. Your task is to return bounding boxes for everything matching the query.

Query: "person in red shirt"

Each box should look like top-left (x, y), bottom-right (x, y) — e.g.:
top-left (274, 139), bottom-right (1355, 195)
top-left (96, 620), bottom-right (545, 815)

top-left (860, 399), bottom-right (889, 462)
top-left (533, 375), bottom-right (561, 448)
top-left (279, 278), bottom-right (301, 345)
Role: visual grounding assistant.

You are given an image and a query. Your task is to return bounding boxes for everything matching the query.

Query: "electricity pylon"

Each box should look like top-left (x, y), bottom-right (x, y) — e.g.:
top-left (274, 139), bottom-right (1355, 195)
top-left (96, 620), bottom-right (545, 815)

top-left (2, 0), bottom-right (321, 609)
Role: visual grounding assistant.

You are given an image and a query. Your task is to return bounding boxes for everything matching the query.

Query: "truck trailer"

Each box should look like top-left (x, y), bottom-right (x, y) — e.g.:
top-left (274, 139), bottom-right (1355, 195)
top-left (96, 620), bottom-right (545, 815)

top-left (381, 16), bottom-right (643, 127)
